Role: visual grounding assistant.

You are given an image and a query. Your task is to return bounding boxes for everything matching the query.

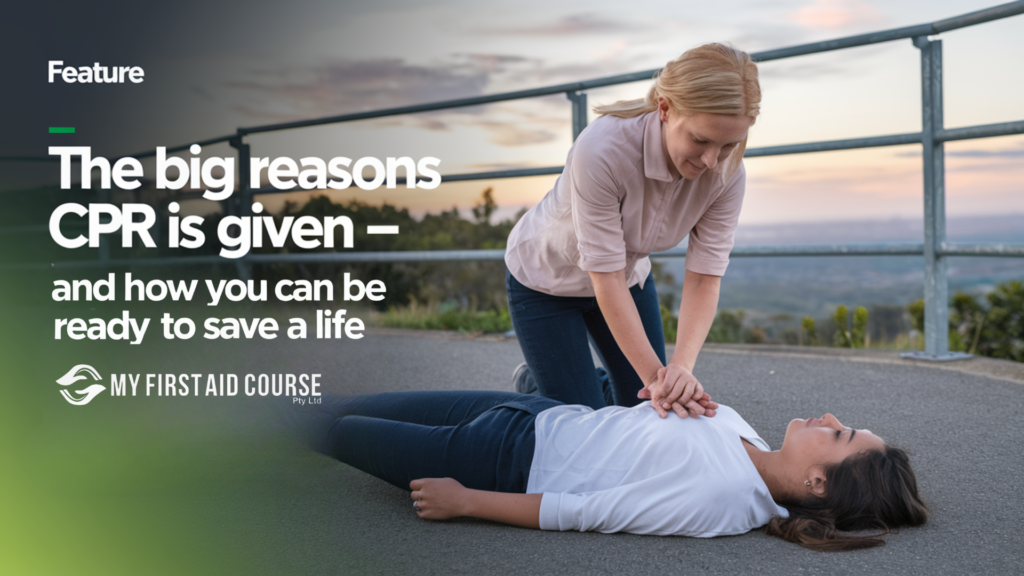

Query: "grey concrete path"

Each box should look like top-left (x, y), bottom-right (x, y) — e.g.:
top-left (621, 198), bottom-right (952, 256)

top-left (185, 328), bottom-right (1020, 576)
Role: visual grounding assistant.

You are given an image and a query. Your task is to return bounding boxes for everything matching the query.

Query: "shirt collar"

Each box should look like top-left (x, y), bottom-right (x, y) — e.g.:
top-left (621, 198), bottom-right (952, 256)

top-left (643, 110), bottom-right (679, 183)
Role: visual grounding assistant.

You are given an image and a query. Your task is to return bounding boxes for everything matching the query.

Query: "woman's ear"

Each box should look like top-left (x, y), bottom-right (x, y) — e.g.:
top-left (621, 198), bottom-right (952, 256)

top-left (806, 466), bottom-right (828, 497)
top-left (657, 96), bottom-right (669, 122)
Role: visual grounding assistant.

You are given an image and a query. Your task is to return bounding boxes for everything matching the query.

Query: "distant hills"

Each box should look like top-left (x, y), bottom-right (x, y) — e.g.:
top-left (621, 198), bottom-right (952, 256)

top-left (656, 214), bottom-right (1024, 320)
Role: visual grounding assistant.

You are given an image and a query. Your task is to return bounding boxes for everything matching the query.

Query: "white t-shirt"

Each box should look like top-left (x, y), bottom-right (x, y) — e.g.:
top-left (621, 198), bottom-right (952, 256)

top-left (526, 402), bottom-right (789, 537)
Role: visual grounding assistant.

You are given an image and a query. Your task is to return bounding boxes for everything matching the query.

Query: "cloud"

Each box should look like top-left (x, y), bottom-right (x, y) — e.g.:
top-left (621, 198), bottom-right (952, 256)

top-left (488, 14), bottom-right (645, 36)
top-left (783, 0), bottom-right (885, 30)
top-left (224, 58), bottom-right (494, 119)
top-left (470, 120), bottom-right (559, 146)
top-left (758, 60), bottom-right (850, 81)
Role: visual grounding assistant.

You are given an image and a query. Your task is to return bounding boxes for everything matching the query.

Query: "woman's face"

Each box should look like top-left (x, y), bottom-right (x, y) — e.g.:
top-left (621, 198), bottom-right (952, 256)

top-left (780, 413), bottom-right (886, 470)
top-left (658, 97), bottom-right (752, 180)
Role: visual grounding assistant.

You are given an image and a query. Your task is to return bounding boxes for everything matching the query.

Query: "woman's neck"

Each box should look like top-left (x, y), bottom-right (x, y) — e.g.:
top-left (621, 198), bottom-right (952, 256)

top-left (741, 439), bottom-right (797, 502)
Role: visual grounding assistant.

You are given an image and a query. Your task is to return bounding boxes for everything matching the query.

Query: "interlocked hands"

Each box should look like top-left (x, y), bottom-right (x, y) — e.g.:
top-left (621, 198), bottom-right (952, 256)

top-left (638, 364), bottom-right (718, 419)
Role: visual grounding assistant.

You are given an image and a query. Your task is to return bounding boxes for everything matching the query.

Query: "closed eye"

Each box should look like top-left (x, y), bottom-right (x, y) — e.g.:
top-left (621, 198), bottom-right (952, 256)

top-left (835, 429), bottom-right (843, 439)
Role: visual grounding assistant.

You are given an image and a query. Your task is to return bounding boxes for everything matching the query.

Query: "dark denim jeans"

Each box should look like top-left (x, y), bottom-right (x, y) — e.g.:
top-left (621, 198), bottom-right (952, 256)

top-left (300, 391), bottom-right (563, 493)
top-left (506, 269), bottom-right (667, 410)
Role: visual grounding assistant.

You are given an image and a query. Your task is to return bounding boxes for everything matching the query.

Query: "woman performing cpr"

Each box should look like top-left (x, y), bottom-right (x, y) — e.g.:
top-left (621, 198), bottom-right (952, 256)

top-left (505, 43), bottom-right (759, 417)
top-left (299, 390), bottom-right (927, 551)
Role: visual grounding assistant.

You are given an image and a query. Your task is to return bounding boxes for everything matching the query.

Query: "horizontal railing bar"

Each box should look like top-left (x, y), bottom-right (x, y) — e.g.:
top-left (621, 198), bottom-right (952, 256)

top-left (237, 72), bottom-right (661, 136)
top-left (936, 119), bottom-right (1024, 142)
top-left (0, 156), bottom-right (72, 163)
top-left (11, 241), bottom-right (1022, 271)
top-left (129, 134), bottom-right (239, 160)
top-left (431, 166), bottom-right (565, 183)
top-left (0, 134), bottom-right (239, 163)
top-left (744, 119), bottom-right (1024, 159)
top-left (754, 1), bottom-right (1024, 62)
top-left (0, 225), bottom-right (50, 234)
top-left (653, 244), bottom-right (926, 257)
top-left (932, 0), bottom-right (1024, 33)
top-left (941, 243), bottom-right (1024, 257)
top-left (247, 249), bottom-right (508, 264)
top-left (248, 166), bottom-right (566, 196)
top-left (751, 24), bottom-right (933, 62)
top-left (744, 132), bottom-right (922, 157)
top-left (242, 118), bottom-right (1022, 194)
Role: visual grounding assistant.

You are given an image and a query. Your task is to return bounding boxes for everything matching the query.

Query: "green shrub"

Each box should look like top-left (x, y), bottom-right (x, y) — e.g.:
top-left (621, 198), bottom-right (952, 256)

top-left (852, 306), bottom-right (868, 348)
top-left (660, 305), bottom-right (678, 344)
top-left (378, 303), bottom-right (512, 333)
top-left (707, 309), bottom-right (745, 343)
top-left (909, 281), bottom-right (1023, 362)
top-left (833, 305), bottom-right (852, 348)
top-left (801, 316), bottom-right (818, 345)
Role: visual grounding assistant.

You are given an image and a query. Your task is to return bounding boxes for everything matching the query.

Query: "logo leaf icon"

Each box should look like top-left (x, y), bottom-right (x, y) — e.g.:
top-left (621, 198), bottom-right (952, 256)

top-left (56, 365), bottom-right (104, 406)
top-left (57, 364), bottom-right (102, 387)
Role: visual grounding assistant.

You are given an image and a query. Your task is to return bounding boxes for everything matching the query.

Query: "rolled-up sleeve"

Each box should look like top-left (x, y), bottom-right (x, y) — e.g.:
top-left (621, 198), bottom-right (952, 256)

top-left (568, 136), bottom-right (636, 273)
top-left (538, 476), bottom-right (751, 537)
top-left (685, 163), bottom-right (746, 276)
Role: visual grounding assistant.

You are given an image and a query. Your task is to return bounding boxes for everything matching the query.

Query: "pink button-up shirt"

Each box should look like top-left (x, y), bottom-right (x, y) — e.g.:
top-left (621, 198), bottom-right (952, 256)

top-left (505, 110), bottom-right (746, 297)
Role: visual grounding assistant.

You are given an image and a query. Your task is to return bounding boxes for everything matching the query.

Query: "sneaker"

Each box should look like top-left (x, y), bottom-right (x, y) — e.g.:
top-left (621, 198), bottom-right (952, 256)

top-left (512, 362), bottom-right (538, 395)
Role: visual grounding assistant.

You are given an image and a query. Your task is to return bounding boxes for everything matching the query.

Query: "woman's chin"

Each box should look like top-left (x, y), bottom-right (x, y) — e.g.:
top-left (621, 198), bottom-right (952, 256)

top-left (782, 418), bottom-right (804, 441)
top-left (681, 163), bottom-right (705, 179)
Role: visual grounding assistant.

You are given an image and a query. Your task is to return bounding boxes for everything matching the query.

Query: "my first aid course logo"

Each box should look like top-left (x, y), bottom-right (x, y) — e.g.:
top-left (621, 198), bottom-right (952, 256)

top-left (57, 364), bottom-right (106, 406)
top-left (54, 364), bottom-right (322, 406)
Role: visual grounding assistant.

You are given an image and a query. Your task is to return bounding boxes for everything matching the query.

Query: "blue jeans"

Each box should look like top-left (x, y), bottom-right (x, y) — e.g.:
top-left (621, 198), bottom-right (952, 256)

top-left (506, 269), bottom-right (667, 410)
top-left (300, 391), bottom-right (563, 493)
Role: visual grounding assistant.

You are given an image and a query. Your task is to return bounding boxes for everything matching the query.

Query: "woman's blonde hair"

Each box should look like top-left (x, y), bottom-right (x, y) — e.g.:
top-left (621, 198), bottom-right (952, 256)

top-left (593, 43), bottom-right (761, 182)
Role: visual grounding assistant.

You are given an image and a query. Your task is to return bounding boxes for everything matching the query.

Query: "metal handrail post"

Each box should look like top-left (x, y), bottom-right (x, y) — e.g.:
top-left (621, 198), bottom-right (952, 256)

top-left (567, 91), bottom-right (588, 141)
top-left (230, 135), bottom-right (253, 281)
top-left (905, 38), bottom-right (967, 361)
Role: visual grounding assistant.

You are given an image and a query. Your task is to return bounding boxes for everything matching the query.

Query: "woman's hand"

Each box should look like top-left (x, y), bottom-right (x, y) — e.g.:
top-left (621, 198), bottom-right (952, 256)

top-left (639, 364), bottom-right (716, 418)
top-left (410, 478), bottom-right (469, 520)
top-left (410, 479), bottom-right (544, 528)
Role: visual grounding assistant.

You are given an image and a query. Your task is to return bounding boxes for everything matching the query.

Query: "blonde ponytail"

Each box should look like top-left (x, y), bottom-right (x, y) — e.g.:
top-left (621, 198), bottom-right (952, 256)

top-left (594, 43), bottom-right (761, 181)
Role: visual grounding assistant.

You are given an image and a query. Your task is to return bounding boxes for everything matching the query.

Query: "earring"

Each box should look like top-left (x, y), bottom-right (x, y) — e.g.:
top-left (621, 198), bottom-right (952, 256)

top-left (805, 480), bottom-right (811, 486)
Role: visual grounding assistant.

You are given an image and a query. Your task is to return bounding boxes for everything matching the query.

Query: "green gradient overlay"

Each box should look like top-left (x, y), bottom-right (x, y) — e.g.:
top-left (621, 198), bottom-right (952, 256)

top-left (0, 269), bottom-right (309, 575)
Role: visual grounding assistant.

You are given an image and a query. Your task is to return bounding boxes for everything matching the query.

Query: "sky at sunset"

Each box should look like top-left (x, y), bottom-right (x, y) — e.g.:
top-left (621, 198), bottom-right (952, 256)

top-left (11, 0), bottom-right (1024, 226)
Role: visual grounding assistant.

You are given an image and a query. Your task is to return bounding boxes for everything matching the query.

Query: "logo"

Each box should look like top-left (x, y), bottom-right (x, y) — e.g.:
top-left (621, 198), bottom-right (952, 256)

top-left (57, 364), bottom-right (106, 406)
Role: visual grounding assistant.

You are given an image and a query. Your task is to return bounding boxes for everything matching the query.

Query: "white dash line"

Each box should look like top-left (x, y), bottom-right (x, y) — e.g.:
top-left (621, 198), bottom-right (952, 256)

top-left (367, 225), bottom-right (399, 234)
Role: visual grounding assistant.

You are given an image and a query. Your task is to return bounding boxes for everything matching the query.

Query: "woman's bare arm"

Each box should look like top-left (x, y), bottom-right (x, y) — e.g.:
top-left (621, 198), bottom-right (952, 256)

top-left (588, 269), bottom-right (665, 394)
top-left (410, 478), bottom-right (542, 529)
top-left (589, 269), bottom-right (714, 418)
top-left (672, 270), bottom-right (721, 373)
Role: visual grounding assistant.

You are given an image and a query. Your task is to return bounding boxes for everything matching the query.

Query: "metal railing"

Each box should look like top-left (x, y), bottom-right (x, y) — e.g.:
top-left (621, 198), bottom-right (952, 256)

top-left (6, 1), bottom-right (1024, 359)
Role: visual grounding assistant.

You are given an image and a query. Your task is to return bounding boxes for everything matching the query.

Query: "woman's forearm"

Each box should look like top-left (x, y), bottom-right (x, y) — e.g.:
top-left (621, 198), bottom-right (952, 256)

top-left (672, 270), bottom-right (721, 371)
top-left (464, 490), bottom-right (543, 529)
top-left (589, 269), bottom-right (665, 387)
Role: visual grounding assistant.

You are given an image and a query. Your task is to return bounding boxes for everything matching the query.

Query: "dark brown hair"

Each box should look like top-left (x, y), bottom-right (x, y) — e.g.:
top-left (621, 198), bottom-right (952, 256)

top-left (765, 446), bottom-right (928, 551)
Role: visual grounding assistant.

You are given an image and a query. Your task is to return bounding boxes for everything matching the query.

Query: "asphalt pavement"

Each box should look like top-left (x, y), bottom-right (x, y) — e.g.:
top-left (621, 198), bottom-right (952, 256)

top-left (35, 327), bottom-right (1022, 575)
top-left (179, 328), bottom-right (1022, 576)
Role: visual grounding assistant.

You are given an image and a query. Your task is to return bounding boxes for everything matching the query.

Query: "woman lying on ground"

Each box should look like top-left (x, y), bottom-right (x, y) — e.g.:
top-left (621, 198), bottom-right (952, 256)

top-left (296, 389), bottom-right (927, 551)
